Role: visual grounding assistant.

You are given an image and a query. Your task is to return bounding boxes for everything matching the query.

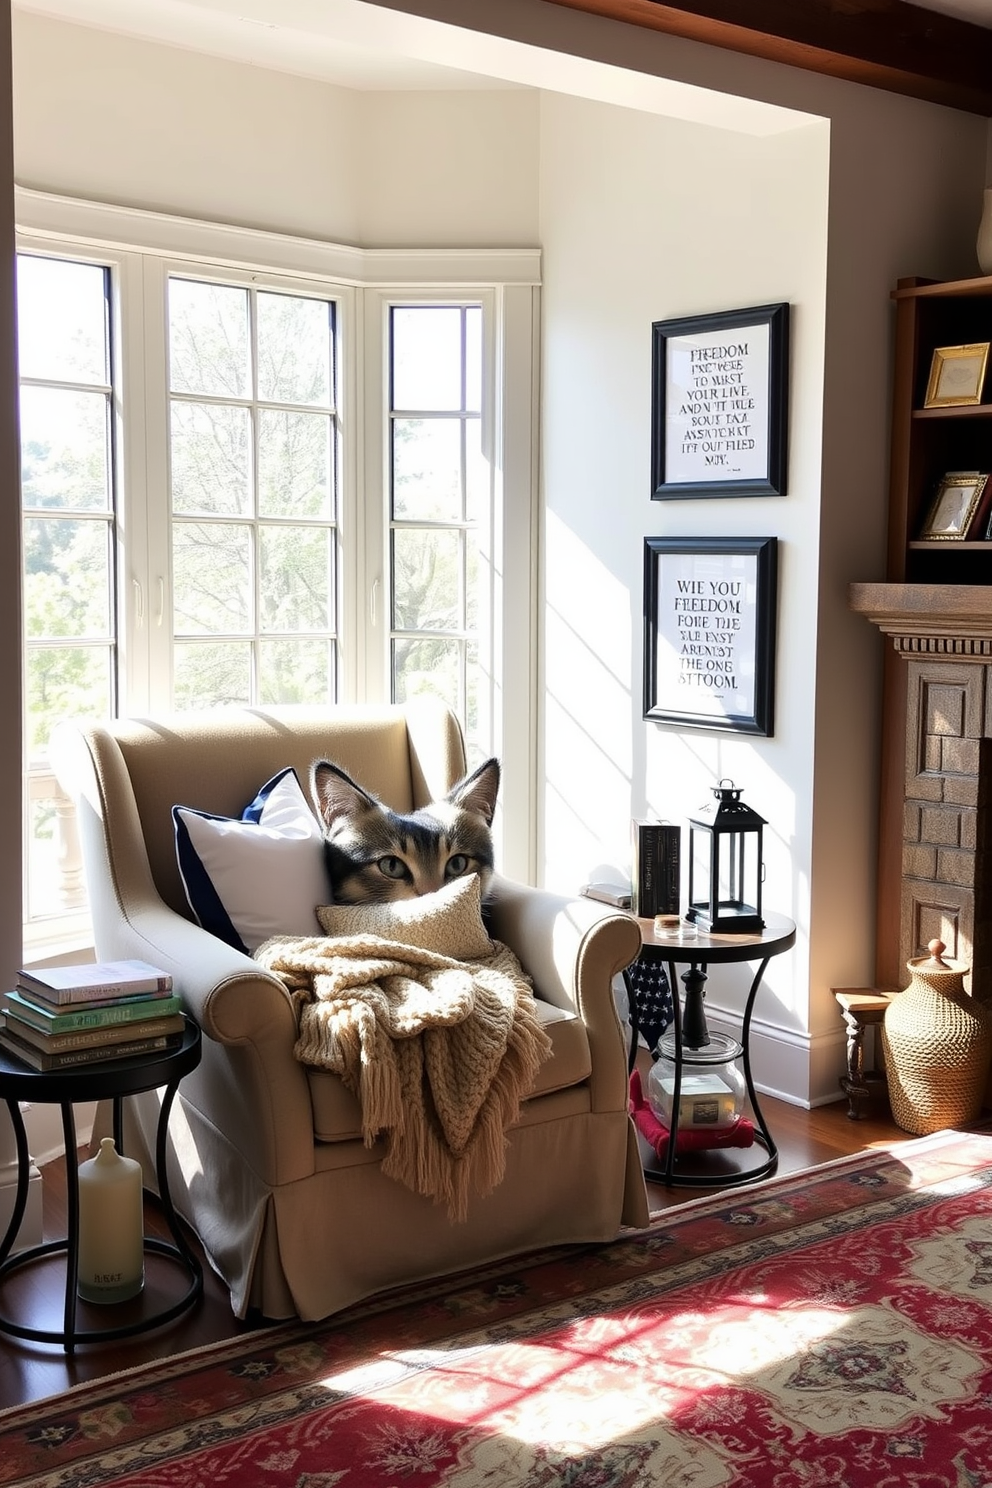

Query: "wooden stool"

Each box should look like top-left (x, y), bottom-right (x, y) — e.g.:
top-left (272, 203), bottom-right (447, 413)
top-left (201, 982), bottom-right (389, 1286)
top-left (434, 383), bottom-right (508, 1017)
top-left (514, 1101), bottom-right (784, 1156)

top-left (832, 988), bottom-right (894, 1119)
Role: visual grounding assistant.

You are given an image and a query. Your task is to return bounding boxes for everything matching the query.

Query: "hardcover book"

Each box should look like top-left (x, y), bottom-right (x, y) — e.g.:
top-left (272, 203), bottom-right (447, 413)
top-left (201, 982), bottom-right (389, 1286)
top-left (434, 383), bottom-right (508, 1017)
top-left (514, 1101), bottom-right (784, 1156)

top-left (1, 1008), bottom-right (185, 1054)
top-left (631, 821), bottom-right (681, 918)
top-left (0, 1022), bottom-right (183, 1073)
top-left (2, 988), bottom-right (182, 1033)
top-left (15, 959), bottom-right (173, 1007)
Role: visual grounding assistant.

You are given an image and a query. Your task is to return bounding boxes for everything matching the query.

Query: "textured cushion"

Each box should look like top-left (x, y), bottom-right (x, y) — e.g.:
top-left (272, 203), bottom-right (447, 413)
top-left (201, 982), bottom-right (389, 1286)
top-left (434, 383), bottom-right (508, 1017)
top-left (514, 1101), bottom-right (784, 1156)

top-left (316, 872), bottom-right (493, 961)
top-left (309, 876), bottom-right (592, 1142)
top-left (174, 768), bottom-right (330, 953)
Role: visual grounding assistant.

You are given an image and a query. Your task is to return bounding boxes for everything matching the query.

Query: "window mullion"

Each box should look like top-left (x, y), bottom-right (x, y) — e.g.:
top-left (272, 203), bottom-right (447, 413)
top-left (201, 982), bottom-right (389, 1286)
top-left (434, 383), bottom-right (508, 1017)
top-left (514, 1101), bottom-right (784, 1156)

top-left (139, 255), bottom-right (173, 712)
top-left (358, 288), bottom-right (387, 706)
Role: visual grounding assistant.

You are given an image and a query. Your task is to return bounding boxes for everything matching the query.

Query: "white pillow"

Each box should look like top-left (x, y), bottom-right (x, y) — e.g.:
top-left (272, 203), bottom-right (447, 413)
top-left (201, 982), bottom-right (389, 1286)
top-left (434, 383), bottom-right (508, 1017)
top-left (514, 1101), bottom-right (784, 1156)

top-left (173, 768), bottom-right (330, 953)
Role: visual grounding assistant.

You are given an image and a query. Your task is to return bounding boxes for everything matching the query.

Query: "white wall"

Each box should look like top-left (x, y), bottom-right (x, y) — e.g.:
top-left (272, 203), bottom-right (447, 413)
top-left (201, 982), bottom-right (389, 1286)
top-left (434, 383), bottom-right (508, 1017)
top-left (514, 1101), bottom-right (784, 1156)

top-left (11, 11), bottom-right (540, 246)
top-left (9, 1), bottom-right (992, 1106)
top-left (538, 97), bottom-right (830, 1103)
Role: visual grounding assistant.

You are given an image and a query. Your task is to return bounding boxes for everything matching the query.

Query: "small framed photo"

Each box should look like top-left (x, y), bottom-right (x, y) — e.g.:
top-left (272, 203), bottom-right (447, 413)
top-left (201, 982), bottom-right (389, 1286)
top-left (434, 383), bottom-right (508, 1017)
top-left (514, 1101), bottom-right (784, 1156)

top-left (651, 303), bottom-right (789, 499)
top-left (643, 535), bottom-right (778, 735)
top-left (918, 472), bottom-right (989, 540)
top-left (923, 343), bottom-right (990, 408)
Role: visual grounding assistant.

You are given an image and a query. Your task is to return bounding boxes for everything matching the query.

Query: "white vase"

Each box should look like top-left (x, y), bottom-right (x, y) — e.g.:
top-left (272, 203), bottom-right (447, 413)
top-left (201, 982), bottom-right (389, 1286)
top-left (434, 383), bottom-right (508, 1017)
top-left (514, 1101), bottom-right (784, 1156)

top-left (977, 188), bottom-right (992, 275)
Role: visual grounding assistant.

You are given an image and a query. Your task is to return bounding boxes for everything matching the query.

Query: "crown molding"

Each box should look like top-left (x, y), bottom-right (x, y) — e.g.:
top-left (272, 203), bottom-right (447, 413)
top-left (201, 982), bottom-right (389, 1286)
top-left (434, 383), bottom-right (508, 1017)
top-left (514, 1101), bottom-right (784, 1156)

top-left (14, 188), bottom-right (542, 288)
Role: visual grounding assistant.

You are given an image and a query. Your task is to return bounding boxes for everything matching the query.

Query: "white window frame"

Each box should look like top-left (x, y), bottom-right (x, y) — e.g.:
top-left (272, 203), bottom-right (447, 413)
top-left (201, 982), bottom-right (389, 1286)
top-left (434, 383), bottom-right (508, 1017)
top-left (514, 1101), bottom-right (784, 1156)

top-left (16, 189), bottom-right (541, 956)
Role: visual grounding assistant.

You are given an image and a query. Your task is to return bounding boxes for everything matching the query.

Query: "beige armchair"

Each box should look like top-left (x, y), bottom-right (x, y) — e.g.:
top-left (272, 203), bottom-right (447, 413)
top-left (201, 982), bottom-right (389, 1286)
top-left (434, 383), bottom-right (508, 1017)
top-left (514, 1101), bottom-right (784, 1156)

top-left (52, 700), bottom-right (647, 1322)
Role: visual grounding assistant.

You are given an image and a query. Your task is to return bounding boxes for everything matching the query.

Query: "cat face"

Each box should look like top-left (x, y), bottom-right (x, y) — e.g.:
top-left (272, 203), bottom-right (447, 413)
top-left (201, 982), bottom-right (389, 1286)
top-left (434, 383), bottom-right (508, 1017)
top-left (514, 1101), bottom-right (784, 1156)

top-left (310, 757), bottom-right (500, 904)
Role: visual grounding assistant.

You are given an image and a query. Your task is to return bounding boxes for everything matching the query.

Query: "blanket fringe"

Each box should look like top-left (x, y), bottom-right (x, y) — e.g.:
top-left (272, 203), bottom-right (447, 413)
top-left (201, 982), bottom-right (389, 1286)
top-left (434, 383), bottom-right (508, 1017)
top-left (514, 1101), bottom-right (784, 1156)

top-left (257, 932), bottom-right (552, 1220)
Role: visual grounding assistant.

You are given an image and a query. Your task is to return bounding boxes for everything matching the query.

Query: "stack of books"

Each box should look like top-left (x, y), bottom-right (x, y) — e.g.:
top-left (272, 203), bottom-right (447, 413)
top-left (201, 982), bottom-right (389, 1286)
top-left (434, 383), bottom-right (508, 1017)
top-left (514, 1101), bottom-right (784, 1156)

top-left (0, 959), bottom-right (183, 1072)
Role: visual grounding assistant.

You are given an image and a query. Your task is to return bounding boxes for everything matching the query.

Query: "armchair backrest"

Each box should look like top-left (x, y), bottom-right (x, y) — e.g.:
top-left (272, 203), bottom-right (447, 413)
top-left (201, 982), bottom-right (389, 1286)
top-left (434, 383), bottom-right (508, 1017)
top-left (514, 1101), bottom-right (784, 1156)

top-left (53, 699), bottom-right (467, 925)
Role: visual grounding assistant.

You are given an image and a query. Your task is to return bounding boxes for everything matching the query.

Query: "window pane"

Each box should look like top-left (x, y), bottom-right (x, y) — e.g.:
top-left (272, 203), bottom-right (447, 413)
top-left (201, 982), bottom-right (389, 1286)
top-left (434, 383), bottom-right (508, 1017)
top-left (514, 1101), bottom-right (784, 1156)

top-left (28, 795), bottom-right (67, 917)
top-left (17, 256), bottom-right (108, 385)
top-left (26, 645), bottom-right (112, 756)
top-left (466, 529), bottom-right (479, 633)
top-left (257, 292), bottom-right (332, 407)
top-left (465, 417), bottom-right (487, 523)
top-left (464, 640), bottom-right (481, 762)
top-left (392, 307), bottom-right (462, 411)
top-left (258, 408), bottom-right (332, 518)
top-left (24, 517), bottom-right (111, 637)
top-left (169, 279), bottom-right (250, 398)
top-left (392, 528), bottom-right (461, 632)
top-left (171, 401), bottom-right (251, 515)
top-left (20, 386), bottom-right (110, 511)
top-left (173, 521), bottom-right (251, 634)
top-left (173, 640), bottom-right (251, 709)
top-left (392, 418), bottom-right (462, 522)
top-left (465, 307), bottom-right (482, 413)
top-left (259, 637), bottom-right (334, 704)
top-left (392, 636), bottom-right (461, 709)
top-left (259, 525), bottom-right (332, 632)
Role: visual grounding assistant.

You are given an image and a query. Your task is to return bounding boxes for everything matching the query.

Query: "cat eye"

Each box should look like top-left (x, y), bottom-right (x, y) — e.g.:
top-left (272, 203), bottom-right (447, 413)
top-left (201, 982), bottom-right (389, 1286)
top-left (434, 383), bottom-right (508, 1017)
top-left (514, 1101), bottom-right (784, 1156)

top-left (377, 855), bottom-right (408, 880)
top-left (445, 854), bottom-right (470, 878)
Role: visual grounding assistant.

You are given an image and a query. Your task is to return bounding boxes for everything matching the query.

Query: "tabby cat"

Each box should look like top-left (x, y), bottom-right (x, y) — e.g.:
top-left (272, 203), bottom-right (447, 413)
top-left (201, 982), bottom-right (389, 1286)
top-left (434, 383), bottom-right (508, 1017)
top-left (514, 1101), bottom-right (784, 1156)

top-left (311, 757), bottom-right (500, 904)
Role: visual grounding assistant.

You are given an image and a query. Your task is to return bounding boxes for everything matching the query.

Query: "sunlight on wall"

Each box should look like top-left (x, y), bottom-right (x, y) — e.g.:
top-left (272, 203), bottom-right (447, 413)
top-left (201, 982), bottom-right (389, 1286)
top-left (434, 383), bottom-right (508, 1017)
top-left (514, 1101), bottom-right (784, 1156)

top-left (543, 513), bottom-right (633, 891)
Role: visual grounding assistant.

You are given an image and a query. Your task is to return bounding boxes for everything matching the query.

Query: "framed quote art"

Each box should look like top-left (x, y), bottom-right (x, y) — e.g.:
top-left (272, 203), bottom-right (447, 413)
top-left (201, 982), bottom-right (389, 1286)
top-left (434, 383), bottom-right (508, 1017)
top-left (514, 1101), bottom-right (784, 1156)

top-left (651, 303), bottom-right (789, 499)
top-left (643, 535), bottom-right (778, 736)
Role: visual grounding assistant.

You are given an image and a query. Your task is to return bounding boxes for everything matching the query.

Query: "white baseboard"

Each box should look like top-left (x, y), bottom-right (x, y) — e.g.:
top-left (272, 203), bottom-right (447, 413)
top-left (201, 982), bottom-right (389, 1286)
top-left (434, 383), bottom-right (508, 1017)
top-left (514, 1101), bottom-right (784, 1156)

top-left (702, 1009), bottom-right (849, 1110)
top-left (21, 1101), bottom-right (96, 1166)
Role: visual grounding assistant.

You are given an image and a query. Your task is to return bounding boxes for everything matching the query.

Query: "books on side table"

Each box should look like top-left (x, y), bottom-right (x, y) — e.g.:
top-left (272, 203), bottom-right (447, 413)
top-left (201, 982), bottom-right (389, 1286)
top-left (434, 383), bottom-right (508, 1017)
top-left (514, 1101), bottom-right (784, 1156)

top-left (0, 959), bottom-right (183, 1072)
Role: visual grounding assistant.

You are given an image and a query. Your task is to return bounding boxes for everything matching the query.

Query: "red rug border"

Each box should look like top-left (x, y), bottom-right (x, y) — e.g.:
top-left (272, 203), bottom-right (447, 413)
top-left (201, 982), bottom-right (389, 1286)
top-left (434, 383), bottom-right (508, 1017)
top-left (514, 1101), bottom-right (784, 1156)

top-left (1, 1124), bottom-right (986, 1431)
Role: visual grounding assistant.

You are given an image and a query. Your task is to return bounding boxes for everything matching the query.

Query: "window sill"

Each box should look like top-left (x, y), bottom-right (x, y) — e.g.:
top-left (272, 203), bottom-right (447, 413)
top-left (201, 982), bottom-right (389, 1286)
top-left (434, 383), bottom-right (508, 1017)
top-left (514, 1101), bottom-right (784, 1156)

top-left (21, 916), bottom-right (95, 972)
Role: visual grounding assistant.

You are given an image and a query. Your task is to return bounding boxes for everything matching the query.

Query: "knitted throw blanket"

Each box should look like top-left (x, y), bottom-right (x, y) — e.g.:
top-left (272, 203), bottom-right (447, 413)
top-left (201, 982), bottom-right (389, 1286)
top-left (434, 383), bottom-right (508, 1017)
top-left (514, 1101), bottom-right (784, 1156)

top-left (254, 931), bottom-right (553, 1221)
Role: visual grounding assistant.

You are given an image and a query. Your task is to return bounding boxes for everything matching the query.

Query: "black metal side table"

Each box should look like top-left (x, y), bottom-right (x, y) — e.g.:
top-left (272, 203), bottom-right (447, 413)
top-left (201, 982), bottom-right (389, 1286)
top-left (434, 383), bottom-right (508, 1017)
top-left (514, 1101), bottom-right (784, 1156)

top-left (0, 1017), bottom-right (203, 1353)
top-left (625, 912), bottom-right (796, 1189)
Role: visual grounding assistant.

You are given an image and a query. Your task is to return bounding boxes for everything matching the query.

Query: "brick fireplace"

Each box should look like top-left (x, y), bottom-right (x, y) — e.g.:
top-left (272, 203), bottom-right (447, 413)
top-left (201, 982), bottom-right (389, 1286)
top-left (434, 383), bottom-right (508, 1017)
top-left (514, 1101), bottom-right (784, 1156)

top-left (850, 583), bottom-right (992, 1002)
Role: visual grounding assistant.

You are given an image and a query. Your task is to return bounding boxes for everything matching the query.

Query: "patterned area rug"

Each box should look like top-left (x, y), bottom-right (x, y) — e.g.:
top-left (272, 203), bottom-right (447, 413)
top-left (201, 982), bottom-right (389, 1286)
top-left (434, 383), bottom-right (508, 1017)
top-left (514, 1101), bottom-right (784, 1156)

top-left (4, 1128), bottom-right (992, 1487)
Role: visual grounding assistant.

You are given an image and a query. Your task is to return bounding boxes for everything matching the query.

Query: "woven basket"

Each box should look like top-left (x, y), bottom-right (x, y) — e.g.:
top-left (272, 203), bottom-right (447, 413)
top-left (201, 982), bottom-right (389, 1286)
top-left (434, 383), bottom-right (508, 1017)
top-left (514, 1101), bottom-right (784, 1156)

top-left (882, 939), bottom-right (992, 1136)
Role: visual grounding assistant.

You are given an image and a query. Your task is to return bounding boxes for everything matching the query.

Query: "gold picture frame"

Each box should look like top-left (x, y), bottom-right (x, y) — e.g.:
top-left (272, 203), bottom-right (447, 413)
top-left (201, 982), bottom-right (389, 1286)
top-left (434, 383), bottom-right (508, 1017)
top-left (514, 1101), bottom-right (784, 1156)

top-left (923, 343), bottom-right (991, 408)
top-left (918, 471), bottom-right (989, 541)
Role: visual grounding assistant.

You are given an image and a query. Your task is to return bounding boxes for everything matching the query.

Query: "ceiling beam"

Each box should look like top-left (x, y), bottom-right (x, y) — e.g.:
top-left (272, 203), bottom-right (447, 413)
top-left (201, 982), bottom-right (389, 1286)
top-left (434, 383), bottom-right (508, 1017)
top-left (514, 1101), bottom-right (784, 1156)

top-left (543, 0), bottom-right (992, 115)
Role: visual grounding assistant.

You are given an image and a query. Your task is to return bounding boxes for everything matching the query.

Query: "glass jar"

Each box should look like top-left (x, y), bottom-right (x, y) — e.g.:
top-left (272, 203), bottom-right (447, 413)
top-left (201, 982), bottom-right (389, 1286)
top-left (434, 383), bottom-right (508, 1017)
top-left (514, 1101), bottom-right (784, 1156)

top-left (646, 1030), bottom-right (747, 1132)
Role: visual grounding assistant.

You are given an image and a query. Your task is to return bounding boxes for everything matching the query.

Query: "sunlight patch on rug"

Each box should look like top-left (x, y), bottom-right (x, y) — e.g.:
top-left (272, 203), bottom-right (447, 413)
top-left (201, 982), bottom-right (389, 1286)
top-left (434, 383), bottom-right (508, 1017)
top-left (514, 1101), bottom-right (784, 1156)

top-left (6, 1130), bottom-right (992, 1488)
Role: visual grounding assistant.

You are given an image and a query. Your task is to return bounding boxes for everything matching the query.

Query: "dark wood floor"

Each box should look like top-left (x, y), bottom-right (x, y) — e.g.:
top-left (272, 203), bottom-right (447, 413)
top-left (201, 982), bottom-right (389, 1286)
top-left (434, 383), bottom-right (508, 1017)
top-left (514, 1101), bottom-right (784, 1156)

top-left (0, 1090), bottom-right (912, 1413)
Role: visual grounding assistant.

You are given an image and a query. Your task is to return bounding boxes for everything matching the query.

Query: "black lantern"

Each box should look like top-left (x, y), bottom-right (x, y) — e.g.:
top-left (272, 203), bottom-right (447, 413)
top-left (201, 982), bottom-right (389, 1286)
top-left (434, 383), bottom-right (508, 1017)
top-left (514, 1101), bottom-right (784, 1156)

top-left (686, 780), bottom-right (765, 934)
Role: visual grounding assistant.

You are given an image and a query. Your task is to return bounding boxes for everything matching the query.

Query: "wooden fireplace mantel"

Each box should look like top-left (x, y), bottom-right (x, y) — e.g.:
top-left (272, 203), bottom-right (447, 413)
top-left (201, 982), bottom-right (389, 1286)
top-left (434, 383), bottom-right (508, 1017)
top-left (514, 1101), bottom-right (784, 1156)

top-left (850, 583), bottom-right (992, 656)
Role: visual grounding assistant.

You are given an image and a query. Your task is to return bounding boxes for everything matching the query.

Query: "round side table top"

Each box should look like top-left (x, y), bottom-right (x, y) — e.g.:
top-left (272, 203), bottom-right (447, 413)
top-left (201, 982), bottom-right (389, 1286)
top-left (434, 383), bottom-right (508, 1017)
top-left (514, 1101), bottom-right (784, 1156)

top-left (634, 910), bottom-right (796, 964)
top-left (0, 1018), bottom-right (201, 1103)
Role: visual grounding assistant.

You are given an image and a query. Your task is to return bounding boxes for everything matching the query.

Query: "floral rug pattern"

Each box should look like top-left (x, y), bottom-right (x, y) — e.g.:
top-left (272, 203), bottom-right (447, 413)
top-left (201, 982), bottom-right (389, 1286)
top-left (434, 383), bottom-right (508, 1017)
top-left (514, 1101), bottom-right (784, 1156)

top-left (3, 1129), bottom-right (992, 1487)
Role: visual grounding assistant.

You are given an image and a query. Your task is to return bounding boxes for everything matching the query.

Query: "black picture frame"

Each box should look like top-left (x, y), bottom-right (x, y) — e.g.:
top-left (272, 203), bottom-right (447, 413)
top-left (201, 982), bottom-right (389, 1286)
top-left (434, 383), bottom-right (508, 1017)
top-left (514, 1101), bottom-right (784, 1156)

top-left (651, 303), bottom-right (789, 499)
top-left (643, 535), bottom-right (778, 735)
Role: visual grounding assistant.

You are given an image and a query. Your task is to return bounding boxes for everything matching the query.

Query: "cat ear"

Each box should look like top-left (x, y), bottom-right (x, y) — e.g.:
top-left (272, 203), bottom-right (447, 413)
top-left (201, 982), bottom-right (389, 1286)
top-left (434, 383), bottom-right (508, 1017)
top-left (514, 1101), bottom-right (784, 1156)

top-left (311, 760), bottom-right (379, 832)
top-left (447, 758), bottom-right (500, 826)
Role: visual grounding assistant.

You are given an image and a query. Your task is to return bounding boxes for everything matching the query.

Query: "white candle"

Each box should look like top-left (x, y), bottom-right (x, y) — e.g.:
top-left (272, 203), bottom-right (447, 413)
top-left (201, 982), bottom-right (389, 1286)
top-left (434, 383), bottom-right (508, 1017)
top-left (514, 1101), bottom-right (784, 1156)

top-left (76, 1137), bottom-right (144, 1304)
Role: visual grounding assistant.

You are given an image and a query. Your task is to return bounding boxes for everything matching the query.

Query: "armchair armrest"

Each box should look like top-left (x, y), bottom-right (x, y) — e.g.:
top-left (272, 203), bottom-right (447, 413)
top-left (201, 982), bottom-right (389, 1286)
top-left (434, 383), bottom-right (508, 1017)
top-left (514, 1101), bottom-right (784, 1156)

top-left (84, 901), bottom-right (318, 1187)
top-left (485, 875), bottom-right (641, 1113)
top-left (51, 720), bottom-right (317, 1187)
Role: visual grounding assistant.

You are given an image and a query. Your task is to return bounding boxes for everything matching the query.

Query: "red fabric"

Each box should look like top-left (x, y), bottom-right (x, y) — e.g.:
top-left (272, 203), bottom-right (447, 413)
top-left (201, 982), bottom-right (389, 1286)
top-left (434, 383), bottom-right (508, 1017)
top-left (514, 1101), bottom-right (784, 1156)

top-left (629, 1066), bottom-right (755, 1157)
top-left (3, 1129), bottom-right (992, 1488)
